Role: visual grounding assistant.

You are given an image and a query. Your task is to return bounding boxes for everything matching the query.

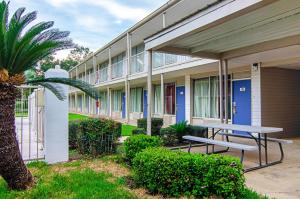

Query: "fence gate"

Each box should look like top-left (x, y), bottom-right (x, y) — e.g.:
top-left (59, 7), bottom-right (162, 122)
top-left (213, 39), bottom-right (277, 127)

top-left (15, 86), bottom-right (45, 162)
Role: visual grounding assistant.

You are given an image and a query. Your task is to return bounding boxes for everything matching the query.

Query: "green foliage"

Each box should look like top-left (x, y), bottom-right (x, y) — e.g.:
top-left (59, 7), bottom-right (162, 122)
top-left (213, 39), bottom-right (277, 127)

top-left (0, 169), bottom-right (136, 199)
top-left (69, 120), bottom-right (80, 149)
top-left (240, 188), bottom-right (270, 199)
top-left (121, 124), bottom-right (137, 136)
top-left (26, 161), bottom-right (48, 169)
top-left (69, 118), bottom-right (121, 155)
top-left (132, 128), bottom-right (146, 135)
top-left (68, 113), bottom-right (89, 121)
top-left (160, 127), bottom-right (178, 146)
top-left (124, 135), bottom-right (162, 163)
top-left (170, 121), bottom-right (189, 141)
top-left (0, 1), bottom-right (73, 76)
top-left (186, 125), bottom-right (208, 138)
top-left (133, 147), bottom-right (245, 198)
top-left (137, 118), bottom-right (163, 136)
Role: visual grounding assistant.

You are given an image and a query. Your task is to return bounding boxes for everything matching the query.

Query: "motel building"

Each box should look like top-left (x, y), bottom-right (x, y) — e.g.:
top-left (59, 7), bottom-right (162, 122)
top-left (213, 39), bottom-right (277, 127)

top-left (69, 0), bottom-right (300, 138)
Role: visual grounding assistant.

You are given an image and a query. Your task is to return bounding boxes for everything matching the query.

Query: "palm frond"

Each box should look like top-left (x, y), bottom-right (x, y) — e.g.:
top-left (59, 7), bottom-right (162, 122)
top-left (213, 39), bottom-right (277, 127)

top-left (0, 2), bottom-right (74, 75)
top-left (31, 82), bottom-right (66, 100)
top-left (26, 77), bottom-right (99, 100)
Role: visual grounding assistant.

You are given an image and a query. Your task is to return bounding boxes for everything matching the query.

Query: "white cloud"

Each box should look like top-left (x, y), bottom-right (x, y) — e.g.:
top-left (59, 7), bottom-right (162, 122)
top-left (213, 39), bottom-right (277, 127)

top-left (86, 0), bottom-right (151, 21)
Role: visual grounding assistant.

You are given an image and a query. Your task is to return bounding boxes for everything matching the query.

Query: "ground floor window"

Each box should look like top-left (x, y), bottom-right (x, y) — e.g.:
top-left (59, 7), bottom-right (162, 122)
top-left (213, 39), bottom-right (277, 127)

top-left (99, 91), bottom-right (107, 114)
top-left (193, 76), bottom-right (231, 119)
top-left (130, 88), bottom-right (143, 112)
top-left (165, 83), bottom-right (175, 115)
top-left (154, 85), bottom-right (162, 114)
top-left (112, 90), bottom-right (122, 112)
top-left (194, 77), bottom-right (219, 118)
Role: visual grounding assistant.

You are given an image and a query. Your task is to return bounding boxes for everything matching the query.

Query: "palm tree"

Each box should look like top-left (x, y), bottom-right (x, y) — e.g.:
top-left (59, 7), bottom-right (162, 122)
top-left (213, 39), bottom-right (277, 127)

top-left (0, 1), bottom-right (98, 190)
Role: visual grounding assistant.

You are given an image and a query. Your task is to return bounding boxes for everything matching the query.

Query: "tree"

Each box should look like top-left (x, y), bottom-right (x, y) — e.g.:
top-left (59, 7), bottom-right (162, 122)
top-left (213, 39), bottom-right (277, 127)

top-left (0, 1), bottom-right (98, 190)
top-left (39, 45), bottom-right (91, 71)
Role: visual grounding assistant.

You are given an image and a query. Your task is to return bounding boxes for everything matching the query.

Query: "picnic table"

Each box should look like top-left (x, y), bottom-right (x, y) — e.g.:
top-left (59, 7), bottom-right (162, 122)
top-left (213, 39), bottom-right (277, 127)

top-left (184, 123), bottom-right (291, 172)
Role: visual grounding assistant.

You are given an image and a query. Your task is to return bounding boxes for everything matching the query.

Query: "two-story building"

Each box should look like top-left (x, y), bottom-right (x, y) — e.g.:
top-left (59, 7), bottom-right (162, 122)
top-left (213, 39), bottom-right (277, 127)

top-left (69, 0), bottom-right (300, 138)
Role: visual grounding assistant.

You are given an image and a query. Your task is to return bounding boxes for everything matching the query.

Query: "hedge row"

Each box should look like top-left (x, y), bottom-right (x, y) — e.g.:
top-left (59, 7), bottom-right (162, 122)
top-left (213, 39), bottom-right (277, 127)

top-left (69, 118), bottom-right (122, 155)
top-left (133, 147), bottom-right (245, 198)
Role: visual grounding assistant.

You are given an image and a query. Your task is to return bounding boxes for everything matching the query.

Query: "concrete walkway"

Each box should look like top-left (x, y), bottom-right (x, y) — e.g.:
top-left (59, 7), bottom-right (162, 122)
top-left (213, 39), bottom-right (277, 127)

top-left (184, 136), bottom-right (300, 199)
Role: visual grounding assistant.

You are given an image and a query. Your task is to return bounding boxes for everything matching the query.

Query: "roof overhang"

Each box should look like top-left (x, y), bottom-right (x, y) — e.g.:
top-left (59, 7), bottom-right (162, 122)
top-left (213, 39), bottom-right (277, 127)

top-left (145, 0), bottom-right (300, 60)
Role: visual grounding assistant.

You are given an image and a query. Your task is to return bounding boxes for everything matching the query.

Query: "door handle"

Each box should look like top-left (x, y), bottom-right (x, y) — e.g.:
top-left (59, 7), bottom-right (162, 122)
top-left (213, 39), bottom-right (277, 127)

top-left (232, 102), bottom-right (237, 115)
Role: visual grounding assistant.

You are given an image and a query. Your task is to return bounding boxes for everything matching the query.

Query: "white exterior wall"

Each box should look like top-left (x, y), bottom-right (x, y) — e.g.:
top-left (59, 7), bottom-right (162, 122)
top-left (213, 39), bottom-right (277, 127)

top-left (251, 63), bottom-right (262, 126)
top-left (185, 75), bottom-right (191, 124)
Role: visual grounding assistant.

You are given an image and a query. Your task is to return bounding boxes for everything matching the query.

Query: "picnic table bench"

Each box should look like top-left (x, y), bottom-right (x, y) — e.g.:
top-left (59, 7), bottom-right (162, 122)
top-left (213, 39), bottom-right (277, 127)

top-left (183, 123), bottom-right (292, 172)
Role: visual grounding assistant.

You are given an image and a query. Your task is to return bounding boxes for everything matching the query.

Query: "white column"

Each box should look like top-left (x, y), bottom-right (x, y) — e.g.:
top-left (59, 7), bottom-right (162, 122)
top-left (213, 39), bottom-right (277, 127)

top-left (147, 50), bottom-right (153, 135)
top-left (160, 73), bottom-right (164, 116)
top-left (75, 67), bottom-right (78, 112)
top-left (93, 55), bottom-right (97, 84)
top-left (108, 48), bottom-right (112, 80)
top-left (125, 80), bottom-right (131, 123)
top-left (108, 87), bottom-right (112, 118)
top-left (185, 74), bottom-right (191, 124)
top-left (126, 33), bottom-right (132, 76)
top-left (224, 60), bottom-right (229, 124)
top-left (219, 60), bottom-right (224, 123)
top-left (251, 63), bottom-right (262, 126)
top-left (44, 66), bottom-right (68, 163)
top-left (84, 64), bottom-right (87, 114)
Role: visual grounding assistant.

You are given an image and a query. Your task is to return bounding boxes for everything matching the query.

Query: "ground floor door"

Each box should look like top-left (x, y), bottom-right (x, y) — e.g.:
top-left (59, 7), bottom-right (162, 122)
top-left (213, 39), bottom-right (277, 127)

top-left (176, 86), bottom-right (185, 123)
top-left (122, 93), bottom-right (126, 119)
top-left (143, 90), bottom-right (147, 118)
top-left (232, 79), bottom-right (251, 135)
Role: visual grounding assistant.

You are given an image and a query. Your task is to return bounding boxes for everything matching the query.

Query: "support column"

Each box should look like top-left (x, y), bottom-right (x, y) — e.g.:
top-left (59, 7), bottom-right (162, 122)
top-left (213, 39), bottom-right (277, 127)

top-left (219, 60), bottom-right (224, 123)
top-left (108, 87), bottom-right (112, 118)
top-left (75, 67), bottom-right (78, 112)
top-left (160, 73), bottom-right (164, 116)
top-left (125, 80), bottom-right (130, 123)
top-left (93, 55), bottom-right (97, 84)
top-left (126, 33), bottom-right (132, 76)
top-left (147, 50), bottom-right (153, 135)
top-left (185, 74), bottom-right (191, 124)
top-left (224, 59), bottom-right (228, 124)
top-left (84, 64), bottom-right (87, 114)
top-left (108, 48), bottom-right (112, 81)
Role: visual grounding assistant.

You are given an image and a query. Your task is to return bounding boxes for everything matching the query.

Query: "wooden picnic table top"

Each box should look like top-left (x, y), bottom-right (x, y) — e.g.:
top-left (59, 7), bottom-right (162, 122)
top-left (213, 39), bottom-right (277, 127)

top-left (200, 123), bottom-right (283, 134)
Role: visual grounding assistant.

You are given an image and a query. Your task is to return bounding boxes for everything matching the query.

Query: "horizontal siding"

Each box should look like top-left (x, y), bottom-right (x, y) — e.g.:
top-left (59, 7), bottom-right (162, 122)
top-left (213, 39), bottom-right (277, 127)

top-left (261, 67), bottom-right (300, 138)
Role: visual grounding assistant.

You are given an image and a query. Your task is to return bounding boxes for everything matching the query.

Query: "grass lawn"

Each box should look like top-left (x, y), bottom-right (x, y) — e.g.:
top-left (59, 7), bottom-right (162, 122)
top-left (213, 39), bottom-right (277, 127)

top-left (121, 124), bottom-right (137, 136)
top-left (0, 159), bottom-right (137, 199)
top-left (68, 113), bottom-right (89, 121)
top-left (0, 156), bottom-right (269, 199)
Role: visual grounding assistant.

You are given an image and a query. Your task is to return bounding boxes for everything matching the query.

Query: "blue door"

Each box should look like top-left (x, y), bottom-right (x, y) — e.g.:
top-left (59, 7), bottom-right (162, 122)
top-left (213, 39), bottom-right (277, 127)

top-left (122, 93), bottom-right (126, 119)
top-left (232, 79), bottom-right (251, 135)
top-left (143, 90), bottom-right (148, 118)
top-left (176, 86), bottom-right (185, 123)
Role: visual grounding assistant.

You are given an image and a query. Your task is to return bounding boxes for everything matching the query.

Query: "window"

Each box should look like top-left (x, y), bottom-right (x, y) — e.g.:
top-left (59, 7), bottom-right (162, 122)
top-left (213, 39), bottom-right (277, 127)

top-left (165, 83), bottom-right (175, 115)
top-left (130, 88), bottom-right (143, 112)
top-left (153, 52), bottom-right (164, 68)
top-left (154, 85), bottom-right (162, 114)
top-left (98, 61), bottom-right (108, 82)
top-left (193, 76), bottom-right (231, 119)
top-left (112, 90), bottom-right (122, 112)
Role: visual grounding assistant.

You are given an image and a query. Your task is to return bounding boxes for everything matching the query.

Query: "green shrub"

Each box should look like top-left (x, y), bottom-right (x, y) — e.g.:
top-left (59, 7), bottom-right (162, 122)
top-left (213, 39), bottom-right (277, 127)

top-left (132, 128), bottom-right (146, 135)
top-left (124, 134), bottom-right (162, 163)
top-left (170, 121), bottom-right (188, 142)
top-left (133, 148), bottom-right (245, 198)
top-left (76, 118), bottom-right (122, 155)
top-left (69, 120), bottom-right (81, 149)
top-left (160, 127), bottom-right (178, 146)
top-left (137, 118), bottom-right (163, 136)
top-left (186, 125), bottom-right (208, 138)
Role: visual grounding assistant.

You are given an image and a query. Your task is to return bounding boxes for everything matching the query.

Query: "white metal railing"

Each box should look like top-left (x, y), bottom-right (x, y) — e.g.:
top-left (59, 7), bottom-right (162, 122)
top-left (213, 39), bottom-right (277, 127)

top-left (131, 52), bottom-right (145, 74)
top-left (99, 67), bottom-right (108, 82)
top-left (153, 52), bottom-right (193, 69)
top-left (112, 59), bottom-right (126, 79)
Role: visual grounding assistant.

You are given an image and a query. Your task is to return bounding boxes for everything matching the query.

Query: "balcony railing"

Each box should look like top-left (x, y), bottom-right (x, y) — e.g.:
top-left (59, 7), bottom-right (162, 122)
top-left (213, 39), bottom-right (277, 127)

top-left (99, 67), bottom-right (108, 82)
top-left (153, 52), bottom-right (192, 69)
top-left (112, 59), bottom-right (126, 79)
top-left (131, 52), bottom-right (144, 74)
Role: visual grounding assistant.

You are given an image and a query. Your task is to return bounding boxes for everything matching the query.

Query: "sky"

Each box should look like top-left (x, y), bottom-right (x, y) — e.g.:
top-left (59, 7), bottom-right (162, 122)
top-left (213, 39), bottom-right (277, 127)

top-left (10, 0), bottom-right (168, 59)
